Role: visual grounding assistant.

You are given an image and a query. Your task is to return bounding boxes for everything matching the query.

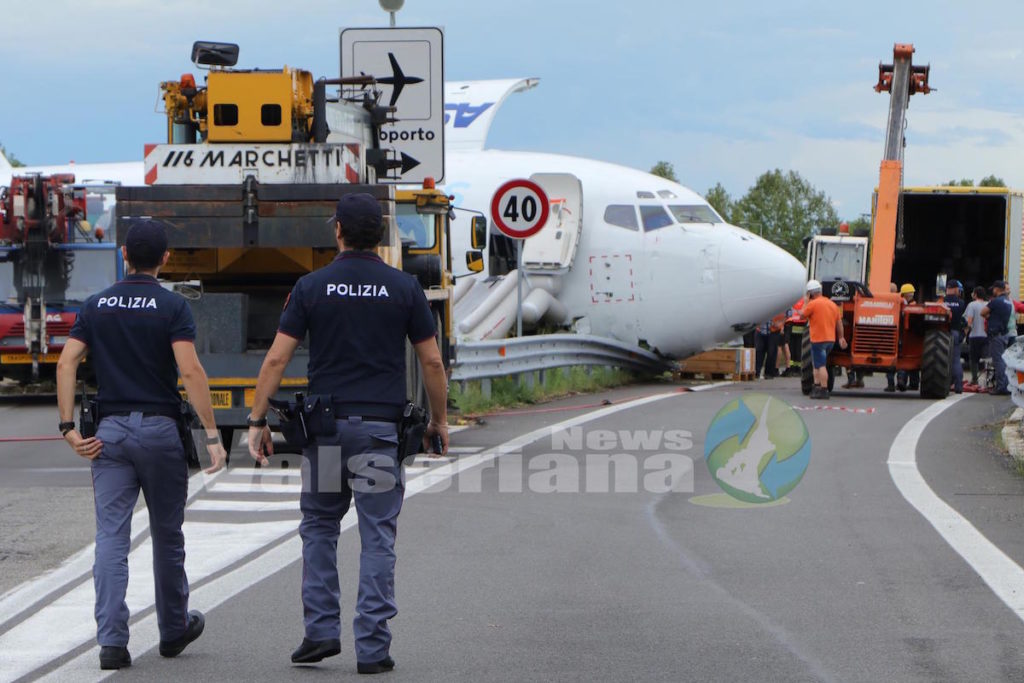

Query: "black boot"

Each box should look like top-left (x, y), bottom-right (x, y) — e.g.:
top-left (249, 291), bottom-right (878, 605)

top-left (292, 638), bottom-right (342, 664)
top-left (99, 646), bottom-right (131, 670)
top-left (358, 655), bottom-right (396, 674)
top-left (160, 610), bottom-right (205, 658)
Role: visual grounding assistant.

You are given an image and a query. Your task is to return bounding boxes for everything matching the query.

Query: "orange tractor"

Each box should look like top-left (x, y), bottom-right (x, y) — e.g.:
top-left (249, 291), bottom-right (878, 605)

top-left (801, 44), bottom-right (953, 398)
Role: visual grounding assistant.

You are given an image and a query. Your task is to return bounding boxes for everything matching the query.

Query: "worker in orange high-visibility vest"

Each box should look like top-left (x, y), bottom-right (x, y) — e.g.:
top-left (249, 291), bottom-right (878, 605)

top-left (802, 280), bottom-right (847, 399)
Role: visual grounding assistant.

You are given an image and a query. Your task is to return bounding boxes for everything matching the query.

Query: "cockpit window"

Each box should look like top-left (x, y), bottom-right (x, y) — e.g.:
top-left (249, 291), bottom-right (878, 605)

top-left (636, 191), bottom-right (656, 199)
top-left (603, 204), bottom-right (639, 231)
top-left (657, 190), bottom-right (677, 199)
top-left (640, 205), bottom-right (673, 231)
top-left (668, 204), bottom-right (724, 224)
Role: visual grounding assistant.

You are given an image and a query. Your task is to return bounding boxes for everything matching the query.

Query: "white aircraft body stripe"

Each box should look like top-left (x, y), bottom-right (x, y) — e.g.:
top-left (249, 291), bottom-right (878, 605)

top-left (39, 384), bottom-right (730, 681)
top-left (887, 395), bottom-right (1024, 621)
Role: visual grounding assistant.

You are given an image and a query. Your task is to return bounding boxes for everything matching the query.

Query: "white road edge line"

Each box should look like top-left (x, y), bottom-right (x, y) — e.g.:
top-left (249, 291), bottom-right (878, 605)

top-left (887, 394), bottom-right (1024, 622)
top-left (41, 383), bottom-right (729, 681)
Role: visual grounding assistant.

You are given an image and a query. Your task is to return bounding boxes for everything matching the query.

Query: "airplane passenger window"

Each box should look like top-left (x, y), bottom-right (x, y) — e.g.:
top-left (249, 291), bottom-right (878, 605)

top-left (603, 205), bottom-right (639, 230)
top-left (640, 205), bottom-right (673, 231)
top-left (668, 205), bottom-right (724, 224)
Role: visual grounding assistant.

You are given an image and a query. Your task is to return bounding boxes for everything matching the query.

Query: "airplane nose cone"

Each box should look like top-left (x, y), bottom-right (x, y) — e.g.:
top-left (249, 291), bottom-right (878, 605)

top-left (718, 226), bottom-right (805, 328)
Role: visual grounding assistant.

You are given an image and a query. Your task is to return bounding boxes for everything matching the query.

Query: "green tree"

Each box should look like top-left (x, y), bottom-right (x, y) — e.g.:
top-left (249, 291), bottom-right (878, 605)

top-left (649, 161), bottom-right (678, 182)
top-left (979, 174), bottom-right (1006, 187)
top-left (704, 182), bottom-right (735, 223)
top-left (945, 178), bottom-right (975, 187)
top-left (0, 142), bottom-right (24, 167)
top-left (733, 169), bottom-right (839, 257)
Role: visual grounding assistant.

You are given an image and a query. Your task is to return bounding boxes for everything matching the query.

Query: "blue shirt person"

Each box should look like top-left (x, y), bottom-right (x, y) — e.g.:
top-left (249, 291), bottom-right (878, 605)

top-left (981, 280), bottom-right (1014, 395)
top-left (246, 193), bottom-right (449, 673)
top-left (56, 219), bottom-right (227, 670)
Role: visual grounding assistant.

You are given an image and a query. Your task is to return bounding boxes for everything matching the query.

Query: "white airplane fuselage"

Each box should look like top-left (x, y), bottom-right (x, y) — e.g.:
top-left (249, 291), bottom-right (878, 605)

top-left (443, 148), bottom-right (805, 358)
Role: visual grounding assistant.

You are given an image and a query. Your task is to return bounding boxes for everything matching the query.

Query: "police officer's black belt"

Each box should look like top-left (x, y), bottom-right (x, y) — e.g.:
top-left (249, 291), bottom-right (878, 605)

top-left (331, 400), bottom-right (401, 422)
top-left (101, 409), bottom-right (179, 420)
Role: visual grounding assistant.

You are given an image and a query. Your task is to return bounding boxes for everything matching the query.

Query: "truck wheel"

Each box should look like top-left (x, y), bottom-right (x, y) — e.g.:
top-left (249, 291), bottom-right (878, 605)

top-left (920, 328), bottom-right (952, 399)
top-left (800, 333), bottom-right (813, 395)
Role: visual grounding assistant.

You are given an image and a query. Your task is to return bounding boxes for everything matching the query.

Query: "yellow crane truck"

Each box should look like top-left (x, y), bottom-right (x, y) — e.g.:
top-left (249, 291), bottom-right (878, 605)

top-left (114, 41), bottom-right (452, 449)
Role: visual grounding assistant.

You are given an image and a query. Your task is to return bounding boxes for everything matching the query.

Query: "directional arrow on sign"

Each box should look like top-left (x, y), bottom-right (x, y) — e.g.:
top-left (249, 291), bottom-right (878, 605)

top-left (400, 152), bottom-right (420, 174)
top-left (368, 150), bottom-right (422, 179)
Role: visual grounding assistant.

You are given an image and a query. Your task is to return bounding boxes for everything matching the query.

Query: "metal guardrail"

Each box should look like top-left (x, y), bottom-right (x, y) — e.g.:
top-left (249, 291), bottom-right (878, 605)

top-left (450, 334), bottom-right (673, 381)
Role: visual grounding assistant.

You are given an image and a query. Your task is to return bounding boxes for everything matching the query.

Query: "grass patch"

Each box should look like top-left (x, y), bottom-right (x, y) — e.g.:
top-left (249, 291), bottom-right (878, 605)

top-left (451, 366), bottom-right (636, 416)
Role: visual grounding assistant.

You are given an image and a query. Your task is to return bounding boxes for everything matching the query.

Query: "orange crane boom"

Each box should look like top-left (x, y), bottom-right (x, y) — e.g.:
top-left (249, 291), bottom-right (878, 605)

top-left (867, 43), bottom-right (932, 295)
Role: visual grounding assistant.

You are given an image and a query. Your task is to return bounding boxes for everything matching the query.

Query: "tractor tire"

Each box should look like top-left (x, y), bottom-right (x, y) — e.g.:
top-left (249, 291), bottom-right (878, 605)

top-left (920, 328), bottom-right (952, 399)
top-left (800, 332), bottom-right (814, 395)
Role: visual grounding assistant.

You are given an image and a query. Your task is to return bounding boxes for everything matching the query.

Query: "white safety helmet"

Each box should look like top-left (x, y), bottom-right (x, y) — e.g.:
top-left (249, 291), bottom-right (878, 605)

top-left (806, 279), bottom-right (822, 293)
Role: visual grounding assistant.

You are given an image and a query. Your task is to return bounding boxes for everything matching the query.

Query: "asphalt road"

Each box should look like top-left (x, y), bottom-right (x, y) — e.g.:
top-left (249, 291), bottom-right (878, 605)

top-left (3, 376), bottom-right (1024, 682)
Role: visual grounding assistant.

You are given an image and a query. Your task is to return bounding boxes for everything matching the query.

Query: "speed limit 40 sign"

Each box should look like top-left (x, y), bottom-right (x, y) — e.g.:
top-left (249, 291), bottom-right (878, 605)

top-left (490, 178), bottom-right (550, 239)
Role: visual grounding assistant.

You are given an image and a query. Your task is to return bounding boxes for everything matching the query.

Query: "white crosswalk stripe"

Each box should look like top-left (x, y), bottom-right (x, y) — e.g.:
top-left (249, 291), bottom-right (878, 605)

top-left (0, 423), bottom-right (482, 679)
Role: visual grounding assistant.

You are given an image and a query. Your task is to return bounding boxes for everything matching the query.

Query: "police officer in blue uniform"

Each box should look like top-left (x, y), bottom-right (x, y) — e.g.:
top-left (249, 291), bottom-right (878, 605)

top-left (982, 279), bottom-right (1014, 395)
top-left (246, 193), bottom-right (448, 674)
top-left (944, 279), bottom-right (966, 394)
top-left (56, 219), bottom-right (228, 670)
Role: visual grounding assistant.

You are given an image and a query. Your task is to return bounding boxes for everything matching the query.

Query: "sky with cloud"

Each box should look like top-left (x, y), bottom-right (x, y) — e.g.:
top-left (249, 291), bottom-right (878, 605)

top-left (2, 0), bottom-right (1023, 219)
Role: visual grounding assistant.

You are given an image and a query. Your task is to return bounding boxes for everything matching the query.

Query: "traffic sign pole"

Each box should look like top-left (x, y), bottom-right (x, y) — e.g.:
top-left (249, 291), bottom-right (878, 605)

top-left (517, 242), bottom-right (524, 337)
top-left (490, 179), bottom-right (550, 339)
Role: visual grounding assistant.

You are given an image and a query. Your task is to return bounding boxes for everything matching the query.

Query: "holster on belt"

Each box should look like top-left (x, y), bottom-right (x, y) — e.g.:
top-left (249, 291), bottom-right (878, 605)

top-left (78, 383), bottom-right (97, 439)
top-left (269, 392), bottom-right (310, 448)
top-left (178, 400), bottom-right (202, 470)
top-left (397, 402), bottom-right (429, 466)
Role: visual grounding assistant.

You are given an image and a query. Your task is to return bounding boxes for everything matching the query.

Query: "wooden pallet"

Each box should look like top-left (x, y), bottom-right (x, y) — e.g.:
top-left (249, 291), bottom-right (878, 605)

top-left (675, 348), bottom-right (756, 382)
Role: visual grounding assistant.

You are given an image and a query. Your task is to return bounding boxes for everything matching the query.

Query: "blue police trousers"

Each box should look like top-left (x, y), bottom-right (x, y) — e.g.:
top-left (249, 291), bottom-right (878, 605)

top-left (951, 330), bottom-right (964, 392)
top-left (991, 335), bottom-right (1010, 393)
top-left (90, 413), bottom-right (189, 647)
top-left (299, 418), bottom-right (403, 663)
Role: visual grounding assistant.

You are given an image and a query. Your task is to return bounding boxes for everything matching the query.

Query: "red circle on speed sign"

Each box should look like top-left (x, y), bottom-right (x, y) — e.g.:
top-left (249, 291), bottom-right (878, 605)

top-left (490, 179), bottom-right (550, 239)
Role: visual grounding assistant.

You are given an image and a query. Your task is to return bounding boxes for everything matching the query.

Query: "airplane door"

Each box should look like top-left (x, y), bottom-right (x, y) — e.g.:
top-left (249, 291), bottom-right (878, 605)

top-left (522, 173), bottom-right (583, 272)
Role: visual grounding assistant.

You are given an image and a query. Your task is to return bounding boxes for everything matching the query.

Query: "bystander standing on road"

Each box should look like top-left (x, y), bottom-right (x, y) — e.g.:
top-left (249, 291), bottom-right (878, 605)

top-left (964, 286), bottom-right (989, 387)
top-left (754, 319), bottom-right (777, 380)
top-left (885, 282), bottom-right (899, 392)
